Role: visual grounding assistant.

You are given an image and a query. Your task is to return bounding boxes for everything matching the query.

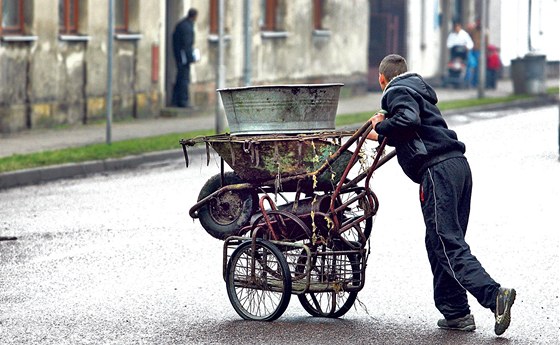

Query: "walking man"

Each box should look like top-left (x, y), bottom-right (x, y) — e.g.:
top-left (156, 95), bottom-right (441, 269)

top-left (172, 8), bottom-right (198, 108)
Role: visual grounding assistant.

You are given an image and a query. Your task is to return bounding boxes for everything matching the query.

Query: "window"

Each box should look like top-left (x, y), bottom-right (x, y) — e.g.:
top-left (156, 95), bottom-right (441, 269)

top-left (59, 0), bottom-right (79, 34)
top-left (261, 0), bottom-right (277, 31)
top-left (1, 0), bottom-right (25, 34)
top-left (210, 0), bottom-right (218, 34)
top-left (115, 0), bottom-right (129, 32)
top-left (313, 0), bottom-right (324, 30)
top-left (208, 0), bottom-right (230, 42)
top-left (114, 0), bottom-right (140, 39)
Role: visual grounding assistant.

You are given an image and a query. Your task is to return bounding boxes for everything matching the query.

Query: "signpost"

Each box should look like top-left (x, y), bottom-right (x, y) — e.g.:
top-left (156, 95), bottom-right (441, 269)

top-left (106, 0), bottom-right (114, 145)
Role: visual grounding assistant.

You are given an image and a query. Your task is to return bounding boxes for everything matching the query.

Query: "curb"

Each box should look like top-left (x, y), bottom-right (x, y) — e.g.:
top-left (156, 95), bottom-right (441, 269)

top-left (0, 149), bottom-right (188, 190)
top-left (440, 94), bottom-right (558, 115)
top-left (1, 96), bottom-right (558, 190)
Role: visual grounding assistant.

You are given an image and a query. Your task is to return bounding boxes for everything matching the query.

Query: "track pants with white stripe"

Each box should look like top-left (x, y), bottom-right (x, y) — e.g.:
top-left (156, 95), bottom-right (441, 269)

top-left (420, 157), bottom-right (500, 319)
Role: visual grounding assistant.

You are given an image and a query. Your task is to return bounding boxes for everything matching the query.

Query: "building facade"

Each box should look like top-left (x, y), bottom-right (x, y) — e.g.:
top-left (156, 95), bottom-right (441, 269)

top-left (4, 0), bottom-right (536, 135)
top-left (0, 0), bottom-right (370, 134)
top-left (0, 0), bottom-right (161, 133)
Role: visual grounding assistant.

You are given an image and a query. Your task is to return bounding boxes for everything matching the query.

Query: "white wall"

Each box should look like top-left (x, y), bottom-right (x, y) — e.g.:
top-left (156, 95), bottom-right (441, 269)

top-left (406, 0), bottom-right (443, 77)
top-left (500, 0), bottom-right (560, 65)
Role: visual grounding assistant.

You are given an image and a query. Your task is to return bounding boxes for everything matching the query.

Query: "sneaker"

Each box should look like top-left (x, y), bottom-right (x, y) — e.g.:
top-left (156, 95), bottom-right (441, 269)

top-left (494, 287), bottom-right (516, 335)
top-left (437, 314), bottom-right (476, 331)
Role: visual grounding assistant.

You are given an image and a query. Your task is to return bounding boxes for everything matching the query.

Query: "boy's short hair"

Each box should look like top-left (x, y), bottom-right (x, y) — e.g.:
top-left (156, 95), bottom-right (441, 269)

top-left (379, 54), bottom-right (408, 82)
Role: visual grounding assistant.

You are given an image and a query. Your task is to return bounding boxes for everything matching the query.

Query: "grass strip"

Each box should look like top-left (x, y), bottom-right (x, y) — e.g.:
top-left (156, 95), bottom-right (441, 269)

top-left (0, 129), bottom-right (213, 173)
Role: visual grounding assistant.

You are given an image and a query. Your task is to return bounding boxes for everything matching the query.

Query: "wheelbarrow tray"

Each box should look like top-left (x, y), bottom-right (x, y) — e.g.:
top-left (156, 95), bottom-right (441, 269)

top-left (193, 132), bottom-right (355, 191)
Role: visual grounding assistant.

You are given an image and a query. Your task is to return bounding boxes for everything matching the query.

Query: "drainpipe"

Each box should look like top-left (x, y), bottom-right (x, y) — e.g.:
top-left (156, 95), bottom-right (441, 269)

top-left (420, 0), bottom-right (426, 51)
top-left (106, 0), bottom-right (114, 144)
top-left (477, 0), bottom-right (487, 98)
top-left (243, 0), bottom-right (252, 86)
top-left (528, 0), bottom-right (533, 52)
top-left (215, 0), bottom-right (226, 133)
top-left (440, 0), bottom-right (452, 81)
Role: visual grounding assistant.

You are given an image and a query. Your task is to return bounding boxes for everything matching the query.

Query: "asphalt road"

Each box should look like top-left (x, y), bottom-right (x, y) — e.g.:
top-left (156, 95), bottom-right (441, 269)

top-left (1, 106), bottom-right (559, 344)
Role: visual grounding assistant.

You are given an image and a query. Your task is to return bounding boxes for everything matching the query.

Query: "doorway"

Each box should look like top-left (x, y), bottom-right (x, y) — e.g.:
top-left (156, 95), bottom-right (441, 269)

top-left (368, 0), bottom-right (407, 91)
top-left (165, 1), bottom-right (186, 106)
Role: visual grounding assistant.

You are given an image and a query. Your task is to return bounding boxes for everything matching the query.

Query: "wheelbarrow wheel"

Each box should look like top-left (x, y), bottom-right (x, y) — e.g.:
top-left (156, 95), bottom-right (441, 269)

top-left (226, 240), bottom-right (292, 321)
top-left (297, 247), bottom-right (360, 318)
top-left (197, 172), bottom-right (258, 240)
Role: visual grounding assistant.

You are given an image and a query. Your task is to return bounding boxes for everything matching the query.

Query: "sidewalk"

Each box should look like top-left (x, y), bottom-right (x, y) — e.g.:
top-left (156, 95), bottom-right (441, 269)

top-left (0, 78), bottom-right (558, 189)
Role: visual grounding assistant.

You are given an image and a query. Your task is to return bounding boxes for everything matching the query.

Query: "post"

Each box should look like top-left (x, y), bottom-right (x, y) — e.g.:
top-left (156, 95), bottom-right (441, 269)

top-left (528, 0), bottom-right (533, 52)
top-left (477, 0), bottom-right (487, 98)
top-left (106, 0), bottom-right (114, 144)
top-left (215, 0), bottom-right (226, 134)
top-left (243, 0), bottom-right (252, 86)
top-left (440, 0), bottom-right (452, 80)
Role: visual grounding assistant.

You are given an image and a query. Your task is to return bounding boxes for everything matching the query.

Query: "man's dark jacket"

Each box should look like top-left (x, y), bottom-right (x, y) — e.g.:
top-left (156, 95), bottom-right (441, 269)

top-left (172, 18), bottom-right (195, 65)
top-left (375, 72), bottom-right (466, 183)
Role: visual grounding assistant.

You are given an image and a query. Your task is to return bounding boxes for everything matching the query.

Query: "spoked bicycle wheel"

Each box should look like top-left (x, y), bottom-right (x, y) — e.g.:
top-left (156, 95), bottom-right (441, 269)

top-left (225, 240), bottom-right (292, 321)
top-left (297, 246), bottom-right (361, 318)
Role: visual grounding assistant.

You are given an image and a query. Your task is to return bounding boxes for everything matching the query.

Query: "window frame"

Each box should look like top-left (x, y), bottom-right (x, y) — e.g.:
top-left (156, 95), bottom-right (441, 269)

top-left (261, 0), bottom-right (277, 31)
top-left (59, 0), bottom-right (80, 35)
top-left (313, 0), bottom-right (323, 30)
top-left (114, 0), bottom-right (129, 33)
top-left (210, 0), bottom-right (218, 34)
top-left (1, 0), bottom-right (25, 35)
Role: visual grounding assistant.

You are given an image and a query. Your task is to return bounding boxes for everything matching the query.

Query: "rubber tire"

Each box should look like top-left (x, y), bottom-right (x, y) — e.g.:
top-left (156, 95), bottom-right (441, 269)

top-left (197, 172), bottom-right (257, 240)
top-left (226, 240), bottom-right (292, 321)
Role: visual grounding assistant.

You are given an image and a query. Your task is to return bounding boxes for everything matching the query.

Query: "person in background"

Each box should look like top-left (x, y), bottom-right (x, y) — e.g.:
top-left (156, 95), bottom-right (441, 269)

top-left (367, 54), bottom-right (516, 336)
top-left (446, 21), bottom-right (474, 88)
top-left (172, 8), bottom-right (198, 108)
top-left (466, 20), bottom-right (482, 88)
top-left (486, 45), bottom-right (502, 89)
top-left (446, 21), bottom-right (473, 62)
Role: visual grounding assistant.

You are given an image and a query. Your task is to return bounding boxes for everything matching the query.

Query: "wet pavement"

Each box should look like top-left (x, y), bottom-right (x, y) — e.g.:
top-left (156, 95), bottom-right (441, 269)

top-left (1, 106), bottom-right (558, 344)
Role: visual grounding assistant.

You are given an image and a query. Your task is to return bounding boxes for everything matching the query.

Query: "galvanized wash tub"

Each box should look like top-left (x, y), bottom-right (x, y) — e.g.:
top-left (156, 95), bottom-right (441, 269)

top-left (217, 83), bottom-right (343, 135)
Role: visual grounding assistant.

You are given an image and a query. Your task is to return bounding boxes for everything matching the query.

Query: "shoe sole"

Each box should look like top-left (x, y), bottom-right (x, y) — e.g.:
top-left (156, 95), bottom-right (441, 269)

top-left (495, 288), bottom-right (516, 336)
top-left (439, 324), bottom-right (476, 332)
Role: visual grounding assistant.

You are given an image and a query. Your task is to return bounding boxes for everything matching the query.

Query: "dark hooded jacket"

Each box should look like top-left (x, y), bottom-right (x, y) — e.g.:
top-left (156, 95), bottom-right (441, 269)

top-left (375, 72), bottom-right (465, 183)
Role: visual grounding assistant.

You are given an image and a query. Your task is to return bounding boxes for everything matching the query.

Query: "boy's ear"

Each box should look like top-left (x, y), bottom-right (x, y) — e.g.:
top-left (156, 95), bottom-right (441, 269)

top-left (378, 73), bottom-right (388, 89)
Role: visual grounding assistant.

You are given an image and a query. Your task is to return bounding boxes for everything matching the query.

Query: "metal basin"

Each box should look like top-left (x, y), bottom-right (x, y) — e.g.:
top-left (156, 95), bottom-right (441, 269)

top-left (217, 83), bottom-right (343, 135)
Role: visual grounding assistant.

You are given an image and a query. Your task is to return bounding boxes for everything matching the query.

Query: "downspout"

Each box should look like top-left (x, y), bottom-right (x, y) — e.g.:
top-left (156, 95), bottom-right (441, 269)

top-left (215, 0), bottom-right (226, 133)
top-left (243, 0), bottom-right (252, 86)
top-left (420, 0), bottom-right (426, 51)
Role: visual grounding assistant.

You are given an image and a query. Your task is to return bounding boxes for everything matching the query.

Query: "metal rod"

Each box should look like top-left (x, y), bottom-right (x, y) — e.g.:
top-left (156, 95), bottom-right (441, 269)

top-left (106, 0), bottom-right (114, 145)
top-left (477, 0), bottom-right (487, 99)
top-left (243, 0), bottom-right (252, 86)
top-left (215, 0), bottom-right (226, 134)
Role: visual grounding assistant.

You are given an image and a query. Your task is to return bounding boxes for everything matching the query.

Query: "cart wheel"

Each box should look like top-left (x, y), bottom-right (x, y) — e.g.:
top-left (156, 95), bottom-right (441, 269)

top-left (197, 172), bottom-right (257, 240)
top-left (297, 246), bottom-right (360, 318)
top-left (226, 240), bottom-right (292, 321)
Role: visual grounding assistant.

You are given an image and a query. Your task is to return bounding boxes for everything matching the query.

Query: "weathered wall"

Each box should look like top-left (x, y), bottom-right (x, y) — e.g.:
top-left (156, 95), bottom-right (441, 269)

top-left (185, 0), bottom-right (370, 106)
top-left (1, 0), bottom-right (368, 134)
top-left (0, 44), bottom-right (30, 132)
top-left (0, 0), bottom-right (162, 134)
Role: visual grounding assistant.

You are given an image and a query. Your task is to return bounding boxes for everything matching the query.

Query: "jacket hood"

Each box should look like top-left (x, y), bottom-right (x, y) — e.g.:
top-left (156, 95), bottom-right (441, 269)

top-left (383, 72), bottom-right (439, 105)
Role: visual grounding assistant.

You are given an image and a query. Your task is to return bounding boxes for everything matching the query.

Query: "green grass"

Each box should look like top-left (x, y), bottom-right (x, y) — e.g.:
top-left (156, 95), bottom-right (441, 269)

top-left (0, 129), bottom-right (213, 173)
top-left (0, 89), bottom-right (557, 174)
